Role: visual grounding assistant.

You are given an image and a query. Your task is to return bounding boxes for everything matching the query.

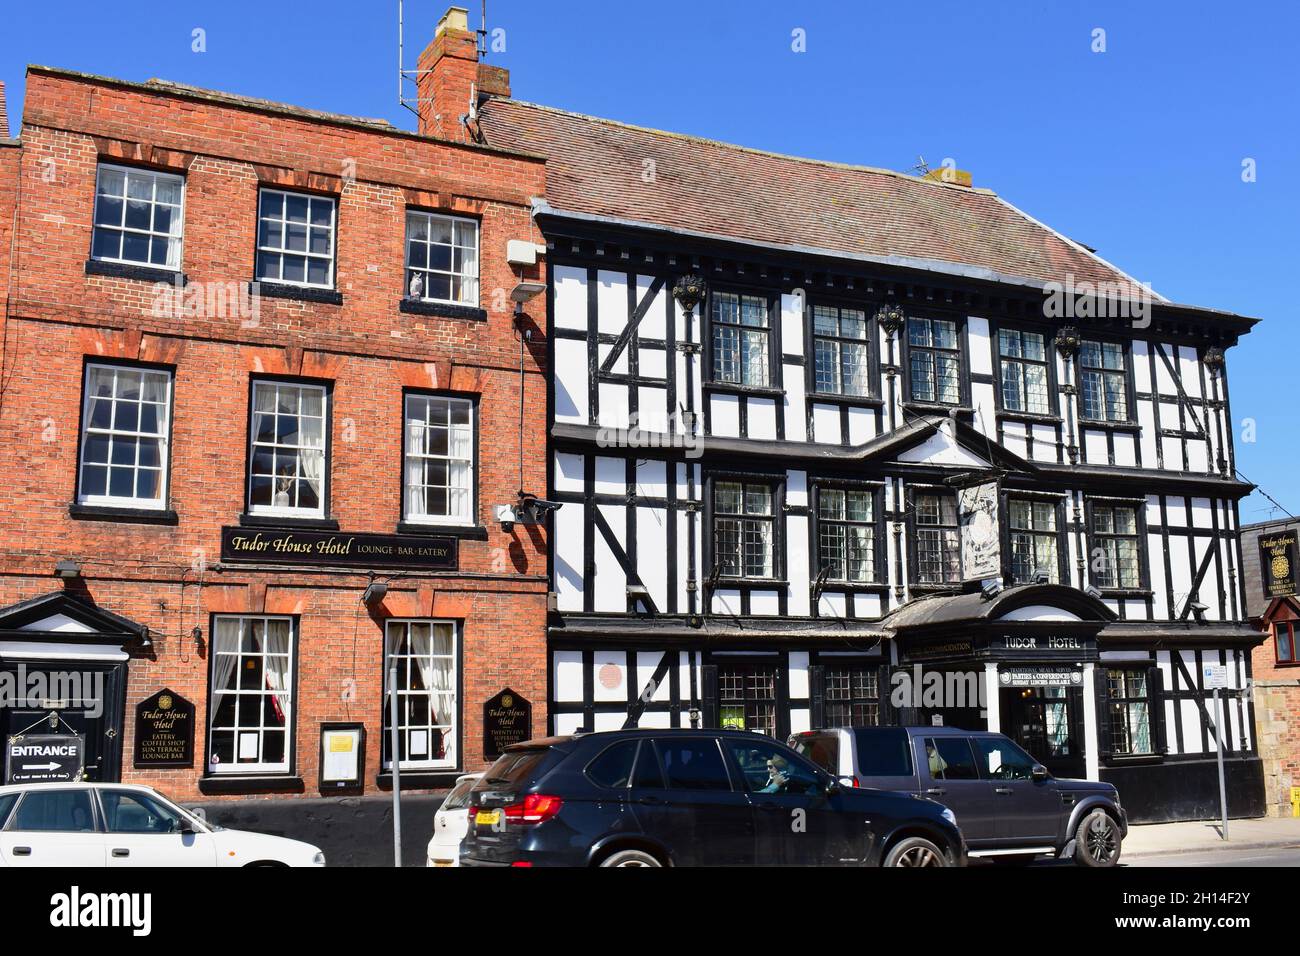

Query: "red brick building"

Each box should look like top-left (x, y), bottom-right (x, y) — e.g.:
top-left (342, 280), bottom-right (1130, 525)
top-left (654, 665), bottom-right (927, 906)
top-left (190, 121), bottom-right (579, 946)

top-left (1243, 518), bottom-right (1300, 815)
top-left (0, 12), bottom-right (548, 854)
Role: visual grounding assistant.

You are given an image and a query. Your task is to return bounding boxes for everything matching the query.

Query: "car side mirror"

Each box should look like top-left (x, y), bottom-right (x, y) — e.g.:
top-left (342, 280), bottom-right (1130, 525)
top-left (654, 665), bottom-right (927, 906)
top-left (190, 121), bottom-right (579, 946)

top-left (1031, 764), bottom-right (1049, 781)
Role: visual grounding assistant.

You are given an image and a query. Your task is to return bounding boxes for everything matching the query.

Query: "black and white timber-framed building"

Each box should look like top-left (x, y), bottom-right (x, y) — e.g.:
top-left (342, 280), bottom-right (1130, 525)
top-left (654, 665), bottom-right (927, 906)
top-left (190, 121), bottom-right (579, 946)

top-left (478, 98), bottom-right (1267, 823)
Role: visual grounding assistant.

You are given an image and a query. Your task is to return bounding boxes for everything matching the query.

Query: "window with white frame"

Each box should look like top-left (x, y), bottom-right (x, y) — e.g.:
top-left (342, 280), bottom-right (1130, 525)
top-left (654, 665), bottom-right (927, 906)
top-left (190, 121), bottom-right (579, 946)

top-left (255, 189), bottom-right (336, 288)
top-left (208, 616), bottom-right (295, 774)
top-left (714, 481), bottom-right (776, 578)
top-left (91, 164), bottom-right (184, 269)
top-left (914, 492), bottom-right (962, 584)
top-left (998, 329), bottom-right (1050, 414)
top-left (711, 292), bottom-right (770, 387)
top-left (77, 364), bottom-right (172, 508)
top-left (817, 487), bottom-right (876, 583)
top-left (404, 395), bottom-right (474, 524)
top-left (907, 317), bottom-right (961, 404)
top-left (248, 381), bottom-right (328, 517)
top-left (405, 211), bottom-right (479, 305)
top-left (1090, 502), bottom-right (1142, 589)
top-left (1079, 340), bottom-right (1129, 422)
top-left (812, 305), bottom-right (870, 396)
top-left (1009, 498), bottom-right (1059, 584)
top-left (383, 620), bottom-right (458, 770)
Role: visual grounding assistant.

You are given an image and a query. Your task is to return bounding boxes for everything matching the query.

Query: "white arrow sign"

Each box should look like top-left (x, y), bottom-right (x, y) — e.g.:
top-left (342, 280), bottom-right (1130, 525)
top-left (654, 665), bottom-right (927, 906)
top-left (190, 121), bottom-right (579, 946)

top-left (21, 762), bottom-right (61, 771)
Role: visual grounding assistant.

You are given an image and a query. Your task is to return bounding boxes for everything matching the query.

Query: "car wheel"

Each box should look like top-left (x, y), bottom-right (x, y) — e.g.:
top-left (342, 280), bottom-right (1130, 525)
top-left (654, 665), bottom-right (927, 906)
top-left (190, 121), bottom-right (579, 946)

top-left (598, 849), bottom-right (663, 868)
top-left (1074, 810), bottom-right (1122, 867)
top-left (883, 836), bottom-right (949, 868)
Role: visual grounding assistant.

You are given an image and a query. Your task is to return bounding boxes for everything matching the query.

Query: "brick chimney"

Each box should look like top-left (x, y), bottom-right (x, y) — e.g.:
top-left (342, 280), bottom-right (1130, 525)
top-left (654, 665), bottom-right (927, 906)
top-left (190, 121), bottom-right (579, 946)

top-left (416, 6), bottom-right (510, 141)
top-left (0, 82), bottom-right (9, 138)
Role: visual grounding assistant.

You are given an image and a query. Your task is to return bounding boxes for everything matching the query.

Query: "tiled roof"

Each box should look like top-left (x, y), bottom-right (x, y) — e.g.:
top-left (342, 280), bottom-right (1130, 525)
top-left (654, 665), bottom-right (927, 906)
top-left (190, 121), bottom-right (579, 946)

top-left (478, 98), bottom-right (1147, 293)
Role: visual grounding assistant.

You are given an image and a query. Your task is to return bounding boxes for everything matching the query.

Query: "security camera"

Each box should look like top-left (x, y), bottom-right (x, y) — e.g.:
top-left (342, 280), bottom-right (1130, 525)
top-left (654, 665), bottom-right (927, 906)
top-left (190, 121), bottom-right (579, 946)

top-left (517, 495), bottom-right (562, 522)
top-left (494, 503), bottom-right (518, 533)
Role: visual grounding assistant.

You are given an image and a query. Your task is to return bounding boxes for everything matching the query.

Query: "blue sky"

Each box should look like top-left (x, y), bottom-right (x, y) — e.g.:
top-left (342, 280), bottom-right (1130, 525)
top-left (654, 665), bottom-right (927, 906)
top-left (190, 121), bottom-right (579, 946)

top-left (2, 0), bottom-right (1294, 519)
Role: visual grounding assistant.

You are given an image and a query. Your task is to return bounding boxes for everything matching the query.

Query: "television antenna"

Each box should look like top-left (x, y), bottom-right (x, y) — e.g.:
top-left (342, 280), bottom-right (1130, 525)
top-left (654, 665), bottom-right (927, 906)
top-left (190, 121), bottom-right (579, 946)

top-left (398, 0), bottom-right (489, 119)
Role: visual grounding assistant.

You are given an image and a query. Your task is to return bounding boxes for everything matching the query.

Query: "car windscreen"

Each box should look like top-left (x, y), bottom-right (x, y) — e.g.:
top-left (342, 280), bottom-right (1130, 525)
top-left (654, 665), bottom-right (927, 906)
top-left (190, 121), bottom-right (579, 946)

top-left (853, 728), bottom-right (914, 776)
top-left (441, 778), bottom-right (478, 811)
top-left (790, 734), bottom-right (839, 773)
top-left (478, 748), bottom-right (553, 790)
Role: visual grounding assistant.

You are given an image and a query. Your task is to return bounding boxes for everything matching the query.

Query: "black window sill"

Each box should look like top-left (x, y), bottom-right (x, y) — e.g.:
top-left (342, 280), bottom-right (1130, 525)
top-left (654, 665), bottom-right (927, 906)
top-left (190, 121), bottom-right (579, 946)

top-left (86, 259), bottom-right (186, 285)
top-left (1078, 418), bottom-right (1142, 434)
top-left (1092, 588), bottom-right (1154, 599)
top-left (703, 382), bottom-right (786, 399)
top-left (903, 401), bottom-right (973, 417)
top-left (396, 521), bottom-right (488, 540)
top-left (908, 583), bottom-right (963, 595)
top-left (713, 578), bottom-right (789, 589)
top-left (1101, 754), bottom-right (1164, 767)
top-left (807, 392), bottom-right (885, 408)
top-left (399, 298), bottom-right (488, 322)
top-left (251, 281), bottom-right (344, 306)
top-left (818, 582), bottom-right (891, 595)
top-left (239, 513), bottom-right (340, 531)
top-left (996, 410), bottom-right (1064, 425)
top-left (198, 775), bottom-right (305, 795)
top-left (377, 770), bottom-right (464, 792)
top-left (69, 503), bottom-right (179, 525)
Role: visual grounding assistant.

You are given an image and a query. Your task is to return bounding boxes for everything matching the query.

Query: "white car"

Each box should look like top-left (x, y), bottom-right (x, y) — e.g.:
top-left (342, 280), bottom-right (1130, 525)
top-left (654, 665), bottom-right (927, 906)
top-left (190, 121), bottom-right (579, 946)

top-left (0, 783), bottom-right (325, 867)
top-left (426, 773), bottom-right (481, 867)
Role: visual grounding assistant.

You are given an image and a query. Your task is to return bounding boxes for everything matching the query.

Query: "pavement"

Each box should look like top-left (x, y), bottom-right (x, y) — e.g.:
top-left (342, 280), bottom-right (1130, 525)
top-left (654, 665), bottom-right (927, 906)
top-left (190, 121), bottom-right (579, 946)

top-left (1123, 816), bottom-right (1300, 858)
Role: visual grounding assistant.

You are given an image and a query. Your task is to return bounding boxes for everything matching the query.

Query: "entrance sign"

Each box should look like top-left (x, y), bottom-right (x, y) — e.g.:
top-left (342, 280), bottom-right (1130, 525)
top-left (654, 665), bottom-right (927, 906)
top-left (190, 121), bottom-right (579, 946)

top-left (483, 688), bottom-right (532, 758)
top-left (134, 688), bottom-right (195, 768)
top-left (1259, 530), bottom-right (1298, 599)
top-left (957, 480), bottom-right (1001, 582)
top-left (6, 734), bottom-right (85, 784)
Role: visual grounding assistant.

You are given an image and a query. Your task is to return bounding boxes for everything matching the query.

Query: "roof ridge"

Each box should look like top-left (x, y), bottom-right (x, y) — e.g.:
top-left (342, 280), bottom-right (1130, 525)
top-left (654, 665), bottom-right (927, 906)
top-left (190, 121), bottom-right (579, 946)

top-left (491, 97), bottom-right (999, 196)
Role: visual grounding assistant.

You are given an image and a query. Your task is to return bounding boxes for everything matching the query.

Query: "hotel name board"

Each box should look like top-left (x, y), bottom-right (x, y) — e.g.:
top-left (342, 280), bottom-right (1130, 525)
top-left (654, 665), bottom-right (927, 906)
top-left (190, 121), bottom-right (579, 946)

top-left (220, 527), bottom-right (457, 571)
top-left (1259, 530), bottom-right (1298, 599)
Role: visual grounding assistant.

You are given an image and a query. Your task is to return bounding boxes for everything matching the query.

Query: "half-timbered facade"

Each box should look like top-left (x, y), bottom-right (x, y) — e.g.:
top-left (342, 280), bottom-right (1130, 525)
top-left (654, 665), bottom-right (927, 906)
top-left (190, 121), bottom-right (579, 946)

top-left (477, 83), bottom-right (1265, 825)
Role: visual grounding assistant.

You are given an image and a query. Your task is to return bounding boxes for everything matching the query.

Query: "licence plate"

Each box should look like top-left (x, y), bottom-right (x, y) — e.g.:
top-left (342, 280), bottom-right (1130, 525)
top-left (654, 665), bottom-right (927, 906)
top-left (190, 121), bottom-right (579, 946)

top-left (475, 809), bottom-right (501, 827)
top-left (433, 859), bottom-right (454, 867)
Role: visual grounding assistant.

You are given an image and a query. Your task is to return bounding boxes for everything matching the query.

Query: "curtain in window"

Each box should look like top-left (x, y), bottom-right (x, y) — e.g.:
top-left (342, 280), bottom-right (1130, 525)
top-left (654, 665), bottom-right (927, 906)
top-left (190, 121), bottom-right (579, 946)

top-left (405, 417), bottom-right (428, 518)
top-left (263, 619), bottom-right (292, 725)
top-left (210, 618), bottom-right (241, 720)
top-left (299, 405), bottom-right (325, 505)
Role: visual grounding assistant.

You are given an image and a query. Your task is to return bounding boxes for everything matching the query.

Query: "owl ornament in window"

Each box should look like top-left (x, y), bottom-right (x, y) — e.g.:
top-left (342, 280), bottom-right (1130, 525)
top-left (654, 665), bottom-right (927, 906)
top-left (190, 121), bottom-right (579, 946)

top-left (274, 471), bottom-right (294, 509)
top-left (409, 272), bottom-right (424, 300)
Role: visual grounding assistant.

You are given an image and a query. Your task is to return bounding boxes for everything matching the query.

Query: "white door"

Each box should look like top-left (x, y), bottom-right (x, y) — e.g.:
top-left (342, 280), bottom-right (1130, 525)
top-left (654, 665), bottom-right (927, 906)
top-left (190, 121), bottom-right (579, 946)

top-left (98, 789), bottom-right (217, 867)
top-left (0, 788), bottom-right (106, 866)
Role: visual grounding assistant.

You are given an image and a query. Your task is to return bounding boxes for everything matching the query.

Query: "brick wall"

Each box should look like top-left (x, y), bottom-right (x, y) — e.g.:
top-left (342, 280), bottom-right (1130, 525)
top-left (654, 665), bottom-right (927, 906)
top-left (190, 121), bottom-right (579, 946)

top-left (0, 68), bottom-right (551, 801)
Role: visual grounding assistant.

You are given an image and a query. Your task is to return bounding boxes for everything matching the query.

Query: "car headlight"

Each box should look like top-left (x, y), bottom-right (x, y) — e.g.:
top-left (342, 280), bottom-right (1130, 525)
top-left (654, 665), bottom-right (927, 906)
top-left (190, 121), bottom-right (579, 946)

top-left (940, 807), bottom-right (957, 827)
top-left (312, 851), bottom-right (326, 866)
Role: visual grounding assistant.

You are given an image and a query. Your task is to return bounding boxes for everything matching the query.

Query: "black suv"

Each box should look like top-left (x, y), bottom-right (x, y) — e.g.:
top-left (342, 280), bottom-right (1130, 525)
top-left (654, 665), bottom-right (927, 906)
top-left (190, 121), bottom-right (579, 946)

top-left (460, 730), bottom-right (966, 867)
top-left (790, 726), bottom-right (1127, 866)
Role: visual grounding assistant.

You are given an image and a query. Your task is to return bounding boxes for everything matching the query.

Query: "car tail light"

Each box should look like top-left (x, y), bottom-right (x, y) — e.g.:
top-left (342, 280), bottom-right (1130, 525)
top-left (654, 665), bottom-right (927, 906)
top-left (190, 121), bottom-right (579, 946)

top-left (852, 777), bottom-right (862, 788)
top-left (511, 861), bottom-right (533, 867)
top-left (502, 793), bottom-right (564, 824)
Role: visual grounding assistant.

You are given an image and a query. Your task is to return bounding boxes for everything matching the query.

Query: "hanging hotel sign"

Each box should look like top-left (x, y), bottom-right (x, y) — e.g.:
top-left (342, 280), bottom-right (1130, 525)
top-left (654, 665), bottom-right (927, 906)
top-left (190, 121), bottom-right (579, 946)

top-left (999, 666), bottom-right (1083, 688)
top-left (483, 688), bottom-right (532, 759)
top-left (220, 527), bottom-right (457, 571)
top-left (5, 734), bottom-right (85, 784)
top-left (134, 688), bottom-right (195, 768)
top-left (1259, 530), bottom-right (1298, 599)
top-left (957, 479), bottom-right (1002, 582)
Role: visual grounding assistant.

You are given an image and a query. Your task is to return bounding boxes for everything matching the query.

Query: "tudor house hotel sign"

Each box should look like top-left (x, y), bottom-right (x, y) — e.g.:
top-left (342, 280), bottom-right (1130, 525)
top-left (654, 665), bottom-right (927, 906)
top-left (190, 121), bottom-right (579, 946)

top-left (1259, 530), bottom-right (1298, 599)
top-left (220, 528), bottom-right (458, 571)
